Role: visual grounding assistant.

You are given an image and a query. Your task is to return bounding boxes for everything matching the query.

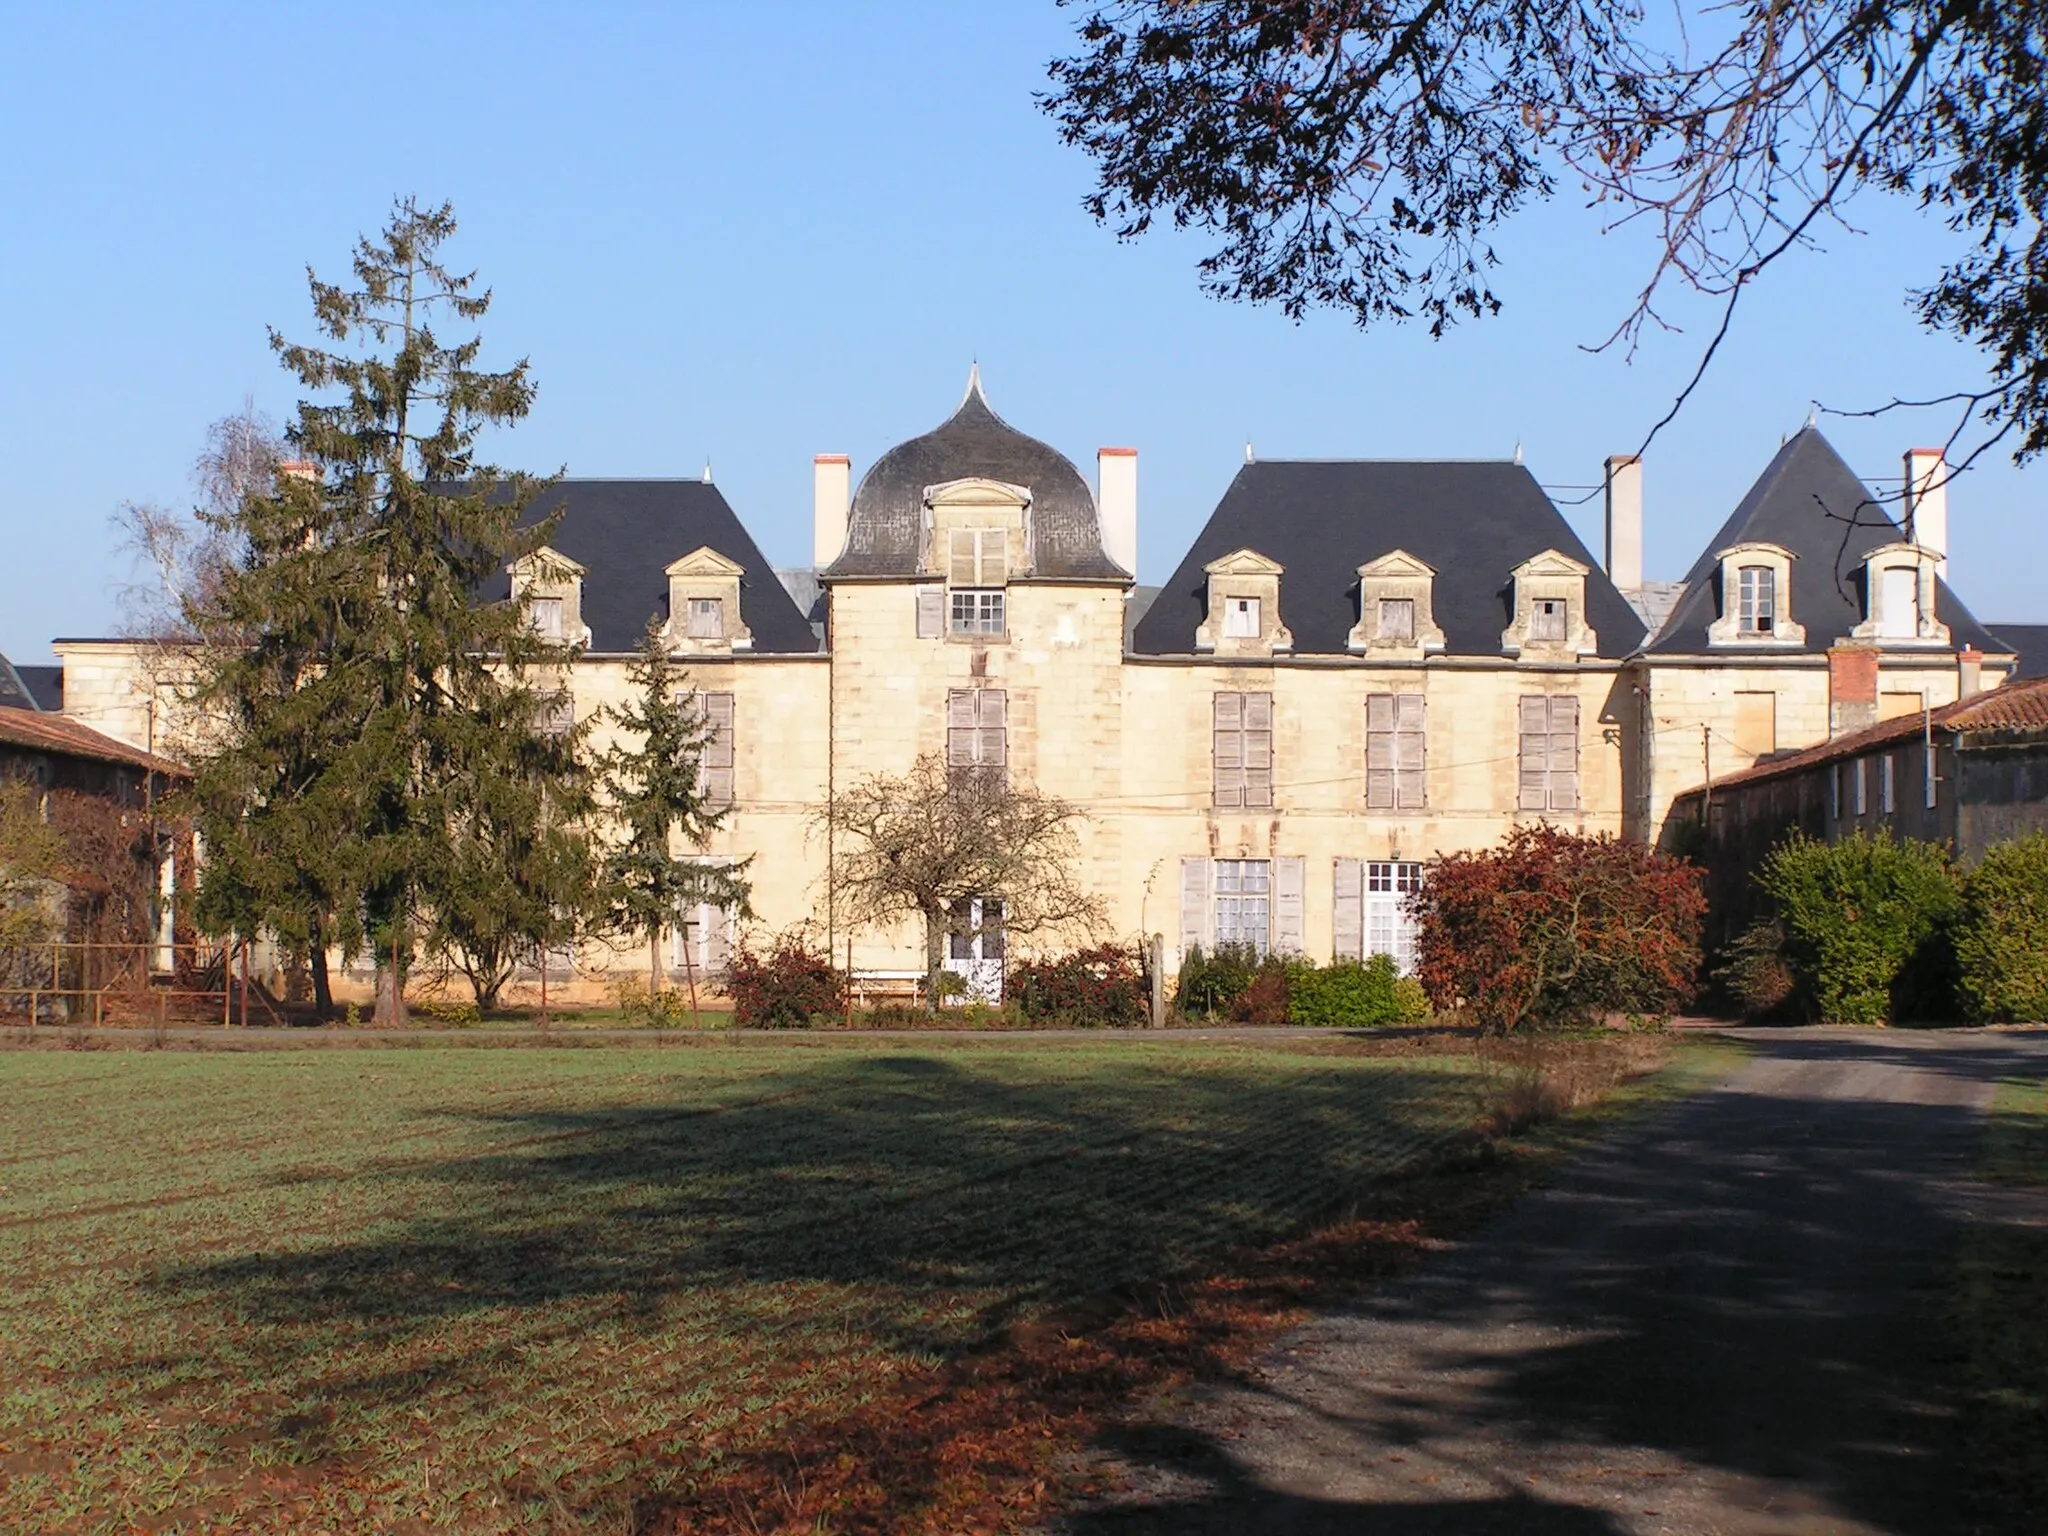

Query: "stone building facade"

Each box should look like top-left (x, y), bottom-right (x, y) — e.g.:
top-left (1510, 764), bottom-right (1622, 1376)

top-left (46, 377), bottom-right (2024, 1000)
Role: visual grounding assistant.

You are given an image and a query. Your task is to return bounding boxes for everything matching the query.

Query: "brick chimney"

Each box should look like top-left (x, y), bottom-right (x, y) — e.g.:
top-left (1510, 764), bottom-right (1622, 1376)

top-left (1828, 644), bottom-right (1880, 738)
top-left (1958, 646), bottom-right (1984, 699)
top-left (1603, 453), bottom-right (1643, 593)
top-left (1097, 447), bottom-right (1138, 577)
top-left (1903, 448), bottom-right (1948, 577)
top-left (812, 454), bottom-right (850, 569)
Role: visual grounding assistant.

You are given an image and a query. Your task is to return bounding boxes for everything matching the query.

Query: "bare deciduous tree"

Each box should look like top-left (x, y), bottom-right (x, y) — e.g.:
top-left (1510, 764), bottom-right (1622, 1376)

top-left (822, 755), bottom-right (1105, 999)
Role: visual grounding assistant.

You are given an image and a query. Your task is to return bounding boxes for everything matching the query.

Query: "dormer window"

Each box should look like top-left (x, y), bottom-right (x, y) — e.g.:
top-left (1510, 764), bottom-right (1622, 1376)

top-left (1737, 567), bottom-right (1775, 634)
top-left (507, 547), bottom-right (589, 648)
top-left (529, 597), bottom-right (564, 641)
top-left (949, 528), bottom-right (1008, 587)
top-left (1501, 550), bottom-right (1597, 658)
top-left (1850, 542), bottom-right (1949, 647)
top-left (1195, 549), bottom-right (1293, 655)
top-left (1349, 551), bottom-right (1444, 656)
top-left (1706, 542), bottom-right (1803, 647)
top-left (686, 597), bottom-right (725, 640)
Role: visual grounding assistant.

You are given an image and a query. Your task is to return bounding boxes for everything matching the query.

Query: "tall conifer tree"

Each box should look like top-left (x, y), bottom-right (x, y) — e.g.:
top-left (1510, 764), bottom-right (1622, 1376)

top-left (189, 198), bottom-right (576, 1023)
top-left (598, 622), bottom-right (753, 998)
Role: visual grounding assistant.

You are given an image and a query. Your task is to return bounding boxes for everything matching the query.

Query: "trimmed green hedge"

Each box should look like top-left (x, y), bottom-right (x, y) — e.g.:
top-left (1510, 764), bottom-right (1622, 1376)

top-left (1956, 834), bottom-right (2048, 1022)
top-left (1175, 946), bottom-right (1429, 1027)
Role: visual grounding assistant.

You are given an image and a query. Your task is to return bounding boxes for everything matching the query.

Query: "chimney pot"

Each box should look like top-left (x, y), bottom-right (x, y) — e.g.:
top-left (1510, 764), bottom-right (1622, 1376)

top-left (812, 454), bottom-right (851, 569)
top-left (1959, 646), bottom-right (1984, 699)
top-left (1604, 454), bottom-right (1643, 593)
top-left (1097, 447), bottom-right (1138, 577)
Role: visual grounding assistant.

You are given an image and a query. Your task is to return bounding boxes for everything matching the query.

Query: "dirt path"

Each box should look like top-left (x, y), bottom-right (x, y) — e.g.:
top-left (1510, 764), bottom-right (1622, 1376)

top-left (1065, 1029), bottom-right (2048, 1536)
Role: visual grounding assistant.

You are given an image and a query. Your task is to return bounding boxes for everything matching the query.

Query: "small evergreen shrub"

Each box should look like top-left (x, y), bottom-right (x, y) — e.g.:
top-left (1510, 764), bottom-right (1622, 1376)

top-left (1286, 955), bottom-right (1431, 1028)
top-left (725, 937), bottom-right (848, 1028)
top-left (1173, 943), bottom-right (1264, 1018)
top-left (1008, 944), bottom-right (1149, 1028)
top-left (1712, 919), bottom-right (1799, 1020)
top-left (1755, 831), bottom-right (1959, 1024)
top-left (1955, 834), bottom-right (2048, 1022)
top-left (1414, 825), bottom-right (1706, 1033)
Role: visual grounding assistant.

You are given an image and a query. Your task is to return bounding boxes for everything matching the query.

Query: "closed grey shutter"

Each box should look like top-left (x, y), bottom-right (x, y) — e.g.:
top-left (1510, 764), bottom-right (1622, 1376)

top-left (949, 529), bottom-right (978, 587)
top-left (979, 529), bottom-right (1008, 585)
top-left (1333, 858), bottom-right (1364, 960)
top-left (1213, 692), bottom-right (1243, 808)
top-left (980, 689), bottom-right (1007, 768)
top-left (916, 587), bottom-right (945, 638)
top-left (1519, 696), bottom-right (1551, 811)
top-left (1366, 694), bottom-right (1394, 809)
top-left (1244, 691), bottom-right (1274, 809)
top-left (703, 692), bottom-right (735, 806)
top-left (1273, 857), bottom-right (1305, 954)
top-left (1396, 694), bottom-right (1426, 809)
top-left (1548, 696), bottom-right (1579, 810)
top-left (1179, 857), bottom-right (1211, 961)
top-left (947, 689), bottom-right (978, 766)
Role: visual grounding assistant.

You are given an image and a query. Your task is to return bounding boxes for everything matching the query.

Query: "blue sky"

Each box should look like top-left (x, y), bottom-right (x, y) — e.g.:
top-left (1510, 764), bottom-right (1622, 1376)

top-left (3, 1), bottom-right (2042, 665)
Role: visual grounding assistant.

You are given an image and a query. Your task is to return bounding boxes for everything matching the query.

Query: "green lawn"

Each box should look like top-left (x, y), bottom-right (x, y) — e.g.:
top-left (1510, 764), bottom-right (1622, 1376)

top-left (0, 1036), bottom-right (1490, 1533)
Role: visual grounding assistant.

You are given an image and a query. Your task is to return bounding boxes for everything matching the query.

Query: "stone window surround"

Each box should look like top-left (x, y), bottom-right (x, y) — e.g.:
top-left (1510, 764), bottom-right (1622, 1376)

top-left (507, 546), bottom-right (591, 647)
top-left (1195, 548), bottom-right (1295, 656)
top-left (1500, 550), bottom-right (1598, 659)
top-left (1706, 541), bottom-right (1806, 646)
top-left (1347, 550), bottom-right (1446, 657)
top-left (664, 546), bottom-right (755, 655)
top-left (923, 478), bottom-right (1033, 583)
top-left (1849, 541), bottom-right (1951, 647)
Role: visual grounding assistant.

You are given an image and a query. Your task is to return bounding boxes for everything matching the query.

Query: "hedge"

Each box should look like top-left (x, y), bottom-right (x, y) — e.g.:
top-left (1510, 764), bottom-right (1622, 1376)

top-left (1955, 833), bottom-right (2048, 1022)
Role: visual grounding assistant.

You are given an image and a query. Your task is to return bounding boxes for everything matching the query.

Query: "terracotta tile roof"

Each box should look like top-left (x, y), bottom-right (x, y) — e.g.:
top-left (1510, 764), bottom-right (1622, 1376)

top-left (1691, 675), bottom-right (2048, 796)
top-left (0, 710), bottom-right (186, 776)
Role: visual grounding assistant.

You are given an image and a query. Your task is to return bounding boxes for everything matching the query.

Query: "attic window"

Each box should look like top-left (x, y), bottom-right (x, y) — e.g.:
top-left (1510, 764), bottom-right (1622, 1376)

top-left (1530, 598), bottom-right (1567, 642)
top-left (1737, 567), bottom-right (1775, 633)
top-left (948, 529), bottom-right (1008, 588)
top-left (686, 597), bottom-right (725, 640)
top-left (1879, 567), bottom-right (1919, 639)
top-left (1377, 598), bottom-right (1415, 642)
top-left (529, 597), bottom-right (564, 640)
top-left (1223, 596), bottom-right (1261, 637)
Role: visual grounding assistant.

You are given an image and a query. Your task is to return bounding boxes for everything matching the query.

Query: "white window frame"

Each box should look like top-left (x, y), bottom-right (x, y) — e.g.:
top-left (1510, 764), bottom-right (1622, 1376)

top-left (1736, 566), bottom-right (1776, 634)
top-left (1213, 859), bottom-right (1271, 955)
top-left (1365, 861), bottom-right (1424, 975)
top-left (949, 589), bottom-right (1005, 637)
top-left (528, 595), bottom-right (564, 640)
top-left (1879, 753), bottom-right (1896, 814)
top-left (1222, 595), bottom-right (1261, 638)
top-left (1853, 757), bottom-right (1868, 816)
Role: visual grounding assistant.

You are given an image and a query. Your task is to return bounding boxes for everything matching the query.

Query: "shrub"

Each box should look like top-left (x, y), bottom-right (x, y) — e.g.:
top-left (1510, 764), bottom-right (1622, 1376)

top-left (1956, 834), bottom-right (2048, 1022)
top-left (610, 976), bottom-right (694, 1028)
top-left (1755, 831), bottom-right (1959, 1024)
top-left (1173, 943), bottom-right (1264, 1018)
top-left (1008, 944), bottom-right (1149, 1027)
top-left (1287, 954), bottom-right (1431, 1028)
top-left (1712, 919), bottom-right (1799, 1020)
top-left (725, 937), bottom-right (848, 1029)
top-left (1413, 825), bottom-right (1706, 1034)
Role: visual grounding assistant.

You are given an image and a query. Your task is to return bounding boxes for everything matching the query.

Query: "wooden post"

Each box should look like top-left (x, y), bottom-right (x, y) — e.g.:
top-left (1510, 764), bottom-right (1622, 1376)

top-left (239, 941), bottom-right (250, 1030)
top-left (223, 940), bottom-right (233, 1028)
top-left (1148, 933), bottom-right (1166, 1029)
top-left (539, 948), bottom-right (549, 1033)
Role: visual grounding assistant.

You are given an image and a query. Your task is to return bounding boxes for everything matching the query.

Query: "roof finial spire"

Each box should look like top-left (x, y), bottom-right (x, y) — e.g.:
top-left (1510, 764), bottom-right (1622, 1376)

top-left (962, 360), bottom-right (984, 405)
top-left (1513, 440), bottom-right (1525, 466)
top-left (1244, 441), bottom-right (1255, 464)
top-left (1805, 405), bottom-right (1818, 430)
top-left (701, 461), bottom-right (713, 484)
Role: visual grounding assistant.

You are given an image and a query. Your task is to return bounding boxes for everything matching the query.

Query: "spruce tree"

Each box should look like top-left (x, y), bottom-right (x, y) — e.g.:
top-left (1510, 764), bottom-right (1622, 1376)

top-left (597, 621), bottom-right (753, 1002)
top-left (188, 198), bottom-right (574, 1024)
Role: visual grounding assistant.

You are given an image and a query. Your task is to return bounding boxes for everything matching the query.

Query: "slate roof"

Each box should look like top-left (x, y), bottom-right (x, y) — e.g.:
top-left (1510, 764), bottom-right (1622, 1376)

top-left (1648, 428), bottom-right (2006, 656)
top-left (0, 709), bottom-right (186, 776)
top-left (1131, 460), bottom-right (1647, 659)
top-left (1687, 676), bottom-right (2048, 796)
top-left (0, 653), bottom-right (40, 711)
top-left (14, 665), bottom-right (62, 711)
top-left (482, 481), bottom-right (820, 655)
top-left (825, 372), bottom-right (1128, 582)
top-left (1991, 624), bottom-right (2048, 680)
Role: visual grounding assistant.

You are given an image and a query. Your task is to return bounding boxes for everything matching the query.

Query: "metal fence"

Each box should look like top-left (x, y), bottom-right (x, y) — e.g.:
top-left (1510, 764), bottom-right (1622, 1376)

top-left (0, 940), bottom-right (266, 1028)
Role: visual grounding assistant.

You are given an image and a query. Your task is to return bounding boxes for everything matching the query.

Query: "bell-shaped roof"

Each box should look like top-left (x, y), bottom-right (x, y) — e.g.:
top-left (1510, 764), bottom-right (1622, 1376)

top-left (825, 370), bottom-right (1127, 580)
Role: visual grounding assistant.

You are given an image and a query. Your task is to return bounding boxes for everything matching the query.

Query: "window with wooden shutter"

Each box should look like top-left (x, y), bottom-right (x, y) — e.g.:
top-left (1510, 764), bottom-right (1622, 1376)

top-left (916, 587), bottom-right (945, 638)
top-left (528, 596), bottom-right (564, 640)
top-left (1377, 598), bottom-right (1415, 642)
top-left (672, 863), bottom-right (737, 979)
top-left (1212, 691), bottom-right (1274, 809)
top-left (948, 528), bottom-right (1007, 588)
top-left (946, 688), bottom-right (1006, 770)
top-left (1530, 598), bottom-right (1568, 641)
top-left (1519, 695), bottom-right (1578, 811)
top-left (1332, 858), bottom-right (1365, 960)
top-left (686, 597), bottom-right (725, 639)
top-left (534, 691), bottom-right (575, 738)
top-left (1179, 857), bottom-right (1212, 961)
top-left (1213, 860), bottom-right (1271, 953)
top-left (1366, 694), bottom-right (1426, 810)
top-left (685, 691), bottom-right (736, 807)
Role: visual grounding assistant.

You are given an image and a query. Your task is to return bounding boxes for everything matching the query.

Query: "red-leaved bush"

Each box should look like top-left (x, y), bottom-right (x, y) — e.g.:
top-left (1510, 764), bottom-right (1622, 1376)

top-left (1412, 825), bottom-right (1705, 1033)
top-left (725, 936), bottom-right (848, 1028)
top-left (1007, 944), bottom-right (1149, 1027)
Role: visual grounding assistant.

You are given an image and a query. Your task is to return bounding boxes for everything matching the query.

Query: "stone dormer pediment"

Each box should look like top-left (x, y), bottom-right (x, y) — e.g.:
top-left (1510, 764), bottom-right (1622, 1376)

top-left (508, 545), bottom-right (591, 647)
top-left (923, 477), bottom-right (1033, 509)
top-left (1349, 548), bottom-right (1446, 657)
top-left (1501, 549), bottom-right (1597, 658)
top-left (1195, 547), bottom-right (1293, 656)
top-left (664, 546), bottom-right (753, 654)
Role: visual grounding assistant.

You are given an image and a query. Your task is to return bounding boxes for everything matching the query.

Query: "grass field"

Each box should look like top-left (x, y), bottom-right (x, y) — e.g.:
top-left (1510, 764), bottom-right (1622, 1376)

top-left (0, 1034), bottom-right (1526, 1534)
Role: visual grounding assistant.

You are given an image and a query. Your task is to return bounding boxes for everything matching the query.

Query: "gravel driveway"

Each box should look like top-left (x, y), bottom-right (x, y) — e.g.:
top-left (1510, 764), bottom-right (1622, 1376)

top-left (1065, 1029), bottom-right (2048, 1536)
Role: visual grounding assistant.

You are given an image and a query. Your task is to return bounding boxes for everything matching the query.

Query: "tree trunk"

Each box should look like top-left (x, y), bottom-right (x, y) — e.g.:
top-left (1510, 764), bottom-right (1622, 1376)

top-left (372, 964), bottom-right (408, 1027)
top-left (309, 919), bottom-right (333, 1020)
top-left (649, 925), bottom-right (662, 1002)
top-left (923, 902), bottom-right (947, 1009)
